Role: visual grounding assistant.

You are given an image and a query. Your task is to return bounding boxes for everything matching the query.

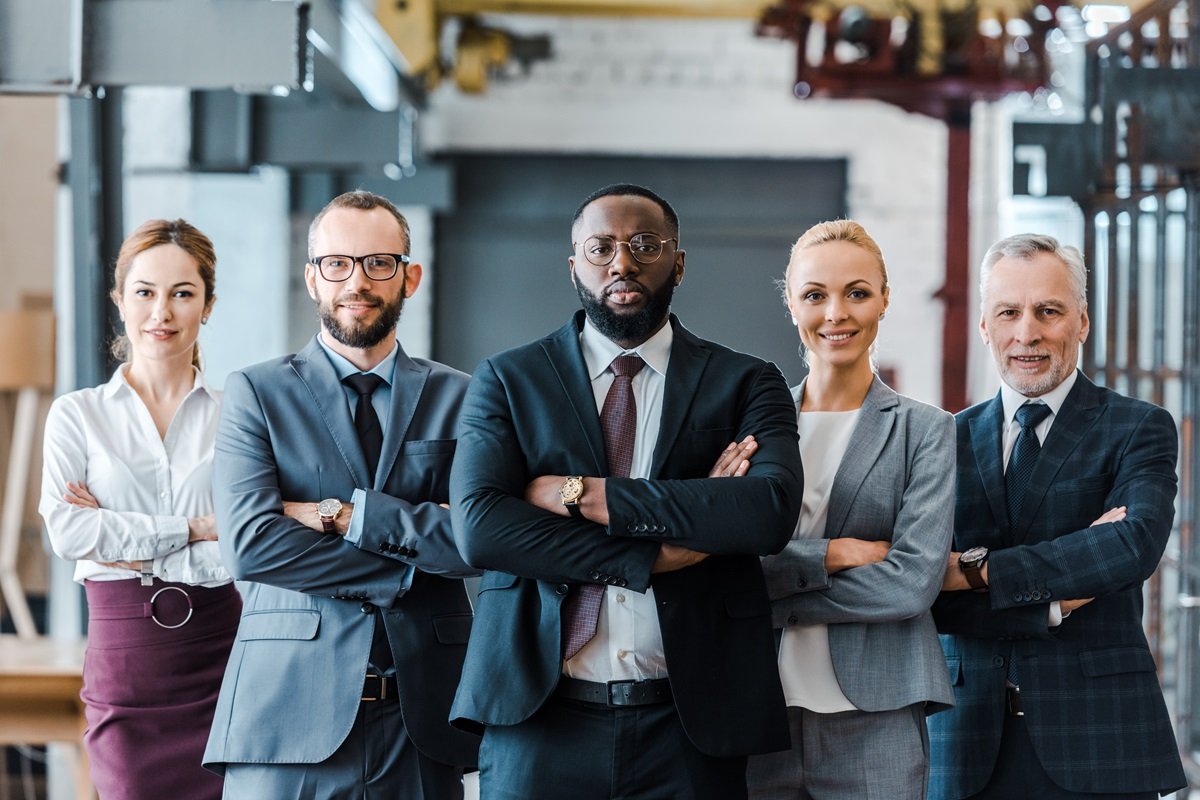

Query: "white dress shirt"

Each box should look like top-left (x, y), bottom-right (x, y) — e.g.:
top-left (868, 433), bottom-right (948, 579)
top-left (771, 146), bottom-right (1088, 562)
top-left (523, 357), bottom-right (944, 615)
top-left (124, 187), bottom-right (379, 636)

top-left (39, 365), bottom-right (231, 587)
top-left (999, 369), bottom-right (1078, 626)
top-left (563, 318), bottom-right (673, 682)
top-left (778, 408), bottom-right (860, 712)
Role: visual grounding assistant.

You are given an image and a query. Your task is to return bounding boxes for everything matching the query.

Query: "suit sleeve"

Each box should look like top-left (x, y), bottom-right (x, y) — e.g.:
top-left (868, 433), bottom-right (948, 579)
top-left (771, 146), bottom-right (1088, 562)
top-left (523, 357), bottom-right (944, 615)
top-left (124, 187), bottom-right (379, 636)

top-left (214, 370), bottom-right (409, 606)
top-left (347, 487), bottom-right (477, 578)
top-left (985, 404), bottom-right (1177, 610)
top-left (451, 359), bottom-right (660, 590)
top-left (767, 409), bottom-right (955, 627)
top-left (603, 361), bottom-right (803, 556)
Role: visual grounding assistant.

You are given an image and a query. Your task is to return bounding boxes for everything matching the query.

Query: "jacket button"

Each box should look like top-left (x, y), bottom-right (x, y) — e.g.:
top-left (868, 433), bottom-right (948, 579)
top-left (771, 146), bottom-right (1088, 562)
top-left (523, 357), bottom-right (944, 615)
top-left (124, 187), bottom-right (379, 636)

top-left (638, 523), bottom-right (649, 532)
top-left (627, 523), bottom-right (636, 532)
top-left (406, 548), bottom-right (417, 557)
top-left (797, 579), bottom-right (808, 588)
top-left (589, 571), bottom-right (601, 581)
top-left (617, 578), bottom-right (628, 588)
top-left (556, 584), bottom-right (569, 595)
top-left (1032, 590), bottom-right (1043, 601)
top-left (1013, 593), bottom-right (1022, 602)
top-left (1045, 588), bottom-right (1052, 598)
top-left (992, 656), bottom-right (1004, 668)
top-left (1022, 592), bottom-right (1033, 602)
top-left (655, 524), bottom-right (666, 533)
top-left (787, 614), bottom-right (799, 625)
top-left (361, 602), bottom-right (375, 614)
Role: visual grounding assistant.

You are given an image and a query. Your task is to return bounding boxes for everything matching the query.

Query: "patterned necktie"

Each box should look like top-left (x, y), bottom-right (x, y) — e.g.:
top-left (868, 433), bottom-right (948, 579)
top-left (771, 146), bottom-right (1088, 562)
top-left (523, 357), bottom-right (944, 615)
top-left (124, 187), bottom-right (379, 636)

top-left (342, 372), bottom-right (392, 670)
top-left (563, 355), bottom-right (646, 660)
top-left (343, 373), bottom-right (385, 480)
top-left (1005, 402), bottom-right (1052, 528)
top-left (1004, 401), bottom-right (1051, 687)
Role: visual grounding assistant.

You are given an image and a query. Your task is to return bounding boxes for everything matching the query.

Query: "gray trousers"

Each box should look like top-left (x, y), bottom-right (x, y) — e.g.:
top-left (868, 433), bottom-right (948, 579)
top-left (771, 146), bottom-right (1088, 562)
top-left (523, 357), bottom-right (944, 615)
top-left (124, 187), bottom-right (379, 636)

top-left (220, 693), bottom-right (464, 800)
top-left (746, 703), bottom-right (929, 800)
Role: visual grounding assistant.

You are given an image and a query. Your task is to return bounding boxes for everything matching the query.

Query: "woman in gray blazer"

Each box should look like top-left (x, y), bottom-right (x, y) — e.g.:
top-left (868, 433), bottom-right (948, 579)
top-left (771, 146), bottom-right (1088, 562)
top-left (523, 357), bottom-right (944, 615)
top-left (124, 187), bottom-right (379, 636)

top-left (747, 220), bottom-right (955, 800)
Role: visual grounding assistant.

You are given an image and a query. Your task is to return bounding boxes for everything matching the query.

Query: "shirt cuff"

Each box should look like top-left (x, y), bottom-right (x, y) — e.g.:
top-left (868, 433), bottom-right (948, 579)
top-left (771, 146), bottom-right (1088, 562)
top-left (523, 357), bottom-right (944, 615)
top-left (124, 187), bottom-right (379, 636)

top-left (158, 515), bottom-right (190, 553)
top-left (345, 489), bottom-right (368, 545)
top-left (1048, 600), bottom-right (1064, 627)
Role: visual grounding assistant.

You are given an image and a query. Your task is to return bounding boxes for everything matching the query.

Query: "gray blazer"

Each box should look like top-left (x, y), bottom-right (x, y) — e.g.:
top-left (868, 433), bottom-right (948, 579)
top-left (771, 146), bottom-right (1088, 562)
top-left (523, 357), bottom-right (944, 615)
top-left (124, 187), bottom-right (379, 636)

top-left (763, 376), bottom-right (955, 714)
top-left (203, 336), bottom-right (480, 771)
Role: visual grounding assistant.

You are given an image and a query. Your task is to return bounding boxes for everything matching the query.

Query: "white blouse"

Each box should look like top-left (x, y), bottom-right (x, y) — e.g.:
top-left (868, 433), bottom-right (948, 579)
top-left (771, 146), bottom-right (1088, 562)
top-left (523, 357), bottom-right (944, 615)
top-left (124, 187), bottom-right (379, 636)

top-left (39, 365), bottom-right (232, 588)
top-left (779, 408), bottom-right (860, 712)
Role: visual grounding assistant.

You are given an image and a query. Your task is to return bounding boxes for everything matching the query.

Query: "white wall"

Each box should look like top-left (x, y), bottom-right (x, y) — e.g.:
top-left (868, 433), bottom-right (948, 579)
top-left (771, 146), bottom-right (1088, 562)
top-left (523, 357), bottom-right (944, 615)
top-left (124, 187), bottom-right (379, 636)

top-left (422, 16), bottom-right (950, 405)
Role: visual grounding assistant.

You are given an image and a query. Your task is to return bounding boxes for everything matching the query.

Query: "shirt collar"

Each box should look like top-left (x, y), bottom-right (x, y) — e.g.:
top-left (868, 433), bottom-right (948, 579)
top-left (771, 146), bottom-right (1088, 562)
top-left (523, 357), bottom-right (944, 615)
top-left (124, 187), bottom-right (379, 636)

top-left (1000, 368), bottom-right (1078, 425)
top-left (102, 363), bottom-right (217, 402)
top-left (316, 335), bottom-right (398, 386)
top-left (579, 317), bottom-right (673, 381)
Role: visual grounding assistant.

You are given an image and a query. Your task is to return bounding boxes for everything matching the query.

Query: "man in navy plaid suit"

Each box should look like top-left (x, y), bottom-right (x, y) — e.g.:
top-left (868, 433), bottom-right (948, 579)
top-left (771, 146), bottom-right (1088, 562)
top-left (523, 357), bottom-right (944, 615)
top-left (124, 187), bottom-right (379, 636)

top-left (928, 233), bottom-right (1186, 799)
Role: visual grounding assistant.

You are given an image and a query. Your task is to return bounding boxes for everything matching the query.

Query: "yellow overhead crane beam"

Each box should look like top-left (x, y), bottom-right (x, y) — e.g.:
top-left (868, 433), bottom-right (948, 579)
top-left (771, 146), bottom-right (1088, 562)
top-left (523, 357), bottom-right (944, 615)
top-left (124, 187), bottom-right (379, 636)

top-left (374, 0), bottom-right (773, 91)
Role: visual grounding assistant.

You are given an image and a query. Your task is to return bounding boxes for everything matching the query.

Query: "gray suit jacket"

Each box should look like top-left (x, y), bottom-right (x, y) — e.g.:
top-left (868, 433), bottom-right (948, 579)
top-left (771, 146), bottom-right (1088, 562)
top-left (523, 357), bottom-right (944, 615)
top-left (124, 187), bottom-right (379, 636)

top-left (763, 376), bottom-right (956, 713)
top-left (203, 336), bottom-right (480, 771)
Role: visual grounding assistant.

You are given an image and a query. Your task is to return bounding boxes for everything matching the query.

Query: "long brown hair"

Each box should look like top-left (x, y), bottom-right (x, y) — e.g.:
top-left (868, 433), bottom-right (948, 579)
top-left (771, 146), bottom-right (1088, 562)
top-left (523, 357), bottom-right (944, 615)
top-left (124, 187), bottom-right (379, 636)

top-left (111, 219), bottom-right (216, 370)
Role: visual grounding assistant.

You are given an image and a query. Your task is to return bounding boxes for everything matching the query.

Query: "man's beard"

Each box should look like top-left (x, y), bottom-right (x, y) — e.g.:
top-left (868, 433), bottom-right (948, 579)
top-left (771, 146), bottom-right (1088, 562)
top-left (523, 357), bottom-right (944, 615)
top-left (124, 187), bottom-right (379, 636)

top-left (315, 286), bottom-right (404, 349)
top-left (575, 276), bottom-right (675, 345)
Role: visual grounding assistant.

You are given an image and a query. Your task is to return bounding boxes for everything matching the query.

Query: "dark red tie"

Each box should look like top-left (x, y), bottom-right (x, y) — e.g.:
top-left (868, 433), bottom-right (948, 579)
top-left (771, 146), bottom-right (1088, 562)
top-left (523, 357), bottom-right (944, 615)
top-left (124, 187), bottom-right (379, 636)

top-left (562, 355), bottom-right (646, 660)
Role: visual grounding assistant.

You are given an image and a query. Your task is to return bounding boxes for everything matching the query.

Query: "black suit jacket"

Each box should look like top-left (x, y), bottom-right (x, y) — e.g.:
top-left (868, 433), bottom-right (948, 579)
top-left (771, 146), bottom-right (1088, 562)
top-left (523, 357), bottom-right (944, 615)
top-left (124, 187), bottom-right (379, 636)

top-left (448, 313), bottom-right (803, 757)
top-left (929, 372), bottom-right (1186, 798)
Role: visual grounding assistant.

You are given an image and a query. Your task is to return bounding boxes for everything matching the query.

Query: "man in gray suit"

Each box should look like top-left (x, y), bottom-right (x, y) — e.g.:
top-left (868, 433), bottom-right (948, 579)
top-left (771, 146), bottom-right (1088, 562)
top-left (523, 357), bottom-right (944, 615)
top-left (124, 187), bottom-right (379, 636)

top-left (203, 191), bottom-right (480, 797)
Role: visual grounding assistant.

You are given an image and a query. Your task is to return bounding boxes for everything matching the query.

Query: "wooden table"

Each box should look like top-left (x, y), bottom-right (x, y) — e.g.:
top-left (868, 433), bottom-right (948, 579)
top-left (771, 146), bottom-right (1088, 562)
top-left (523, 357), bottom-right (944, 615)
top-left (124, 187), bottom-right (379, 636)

top-left (0, 635), bottom-right (93, 799)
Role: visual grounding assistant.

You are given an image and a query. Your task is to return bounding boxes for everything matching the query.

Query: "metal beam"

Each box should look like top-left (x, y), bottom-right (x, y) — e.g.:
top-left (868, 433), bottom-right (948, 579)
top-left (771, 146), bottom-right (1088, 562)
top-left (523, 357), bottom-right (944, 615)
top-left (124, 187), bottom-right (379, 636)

top-left (0, 0), bottom-right (310, 94)
top-left (434, 0), bottom-right (769, 17)
top-left (190, 90), bottom-right (423, 170)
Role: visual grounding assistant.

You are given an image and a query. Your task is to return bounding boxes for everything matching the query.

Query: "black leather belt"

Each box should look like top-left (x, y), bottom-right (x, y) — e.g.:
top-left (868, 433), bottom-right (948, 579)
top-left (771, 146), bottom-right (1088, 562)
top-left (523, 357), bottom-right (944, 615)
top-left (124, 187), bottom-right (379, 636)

top-left (362, 673), bottom-right (397, 703)
top-left (556, 676), bottom-right (672, 707)
top-left (1006, 684), bottom-right (1025, 716)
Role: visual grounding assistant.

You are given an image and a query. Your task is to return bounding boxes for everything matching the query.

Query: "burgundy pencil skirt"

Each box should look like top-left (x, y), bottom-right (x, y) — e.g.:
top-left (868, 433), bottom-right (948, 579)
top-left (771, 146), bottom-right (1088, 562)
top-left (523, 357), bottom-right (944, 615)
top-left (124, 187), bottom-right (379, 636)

top-left (82, 578), bottom-right (241, 800)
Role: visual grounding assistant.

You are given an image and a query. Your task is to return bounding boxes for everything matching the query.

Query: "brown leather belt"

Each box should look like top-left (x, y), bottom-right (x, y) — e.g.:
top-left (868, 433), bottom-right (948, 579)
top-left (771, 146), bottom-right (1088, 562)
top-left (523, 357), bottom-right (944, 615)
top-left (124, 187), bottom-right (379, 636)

top-left (556, 676), bottom-right (672, 707)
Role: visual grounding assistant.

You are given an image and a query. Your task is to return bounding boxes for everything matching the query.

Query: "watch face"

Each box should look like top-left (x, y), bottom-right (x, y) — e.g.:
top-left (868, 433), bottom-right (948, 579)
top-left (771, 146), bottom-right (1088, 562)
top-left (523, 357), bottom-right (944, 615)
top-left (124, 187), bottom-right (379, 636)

top-left (317, 498), bottom-right (343, 518)
top-left (560, 477), bottom-right (584, 504)
top-left (961, 546), bottom-right (988, 567)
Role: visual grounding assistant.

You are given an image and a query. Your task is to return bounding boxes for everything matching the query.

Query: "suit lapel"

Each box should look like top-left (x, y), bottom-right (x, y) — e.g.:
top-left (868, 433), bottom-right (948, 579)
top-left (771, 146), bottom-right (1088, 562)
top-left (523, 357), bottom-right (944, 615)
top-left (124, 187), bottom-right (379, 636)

top-left (823, 377), bottom-right (898, 538)
top-left (541, 313), bottom-right (607, 475)
top-left (651, 318), bottom-right (710, 478)
top-left (1013, 374), bottom-right (1105, 540)
top-left (291, 336), bottom-right (370, 488)
top-left (375, 345), bottom-right (428, 491)
top-left (968, 394), bottom-right (1009, 543)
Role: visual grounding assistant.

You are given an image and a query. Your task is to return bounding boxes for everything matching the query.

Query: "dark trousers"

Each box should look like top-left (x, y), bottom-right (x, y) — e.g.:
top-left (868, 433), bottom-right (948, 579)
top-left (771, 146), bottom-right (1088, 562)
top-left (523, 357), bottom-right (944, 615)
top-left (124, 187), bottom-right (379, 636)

top-left (967, 713), bottom-right (1158, 800)
top-left (221, 691), bottom-right (463, 800)
top-left (479, 694), bottom-right (748, 800)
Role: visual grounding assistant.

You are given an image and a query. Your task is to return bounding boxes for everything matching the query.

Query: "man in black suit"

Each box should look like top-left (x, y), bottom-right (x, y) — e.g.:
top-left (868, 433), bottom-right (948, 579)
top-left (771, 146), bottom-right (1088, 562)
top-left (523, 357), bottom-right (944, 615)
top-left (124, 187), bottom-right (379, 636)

top-left (929, 233), bottom-right (1186, 799)
top-left (448, 184), bottom-right (803, 799)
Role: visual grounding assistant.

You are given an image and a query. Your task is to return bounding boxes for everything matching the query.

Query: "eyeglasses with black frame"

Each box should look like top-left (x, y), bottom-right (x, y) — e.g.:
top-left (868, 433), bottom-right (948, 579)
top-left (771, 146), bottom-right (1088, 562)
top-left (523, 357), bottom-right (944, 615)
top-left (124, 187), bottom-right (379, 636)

top-left (573, 234), bottom-right (676, 267)
top-left (310, 253), bottom-right (410, 282)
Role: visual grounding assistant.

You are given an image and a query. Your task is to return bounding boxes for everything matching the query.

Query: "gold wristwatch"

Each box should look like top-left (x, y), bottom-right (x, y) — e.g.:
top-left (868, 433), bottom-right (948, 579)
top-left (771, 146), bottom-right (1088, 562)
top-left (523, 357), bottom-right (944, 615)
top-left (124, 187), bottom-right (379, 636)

top-left (559, 476), bottom-right (585, 519)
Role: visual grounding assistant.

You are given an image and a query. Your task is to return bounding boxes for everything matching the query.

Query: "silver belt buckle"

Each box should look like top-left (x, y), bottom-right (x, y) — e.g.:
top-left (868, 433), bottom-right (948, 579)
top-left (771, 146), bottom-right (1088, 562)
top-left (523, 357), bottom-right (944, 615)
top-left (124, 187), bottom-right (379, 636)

top-left (362, 673), bottom-right (388, 702)
top-left (149, 585), bottom-right (193, 629)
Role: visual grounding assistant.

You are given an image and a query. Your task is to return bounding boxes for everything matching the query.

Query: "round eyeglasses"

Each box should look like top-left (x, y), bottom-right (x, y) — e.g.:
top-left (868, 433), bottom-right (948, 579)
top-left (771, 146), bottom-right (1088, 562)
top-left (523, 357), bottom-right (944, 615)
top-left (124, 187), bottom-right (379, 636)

top-left (573, 234), bottom-right (676, 267)
top-left (311, 253), bottom-right (410, 282)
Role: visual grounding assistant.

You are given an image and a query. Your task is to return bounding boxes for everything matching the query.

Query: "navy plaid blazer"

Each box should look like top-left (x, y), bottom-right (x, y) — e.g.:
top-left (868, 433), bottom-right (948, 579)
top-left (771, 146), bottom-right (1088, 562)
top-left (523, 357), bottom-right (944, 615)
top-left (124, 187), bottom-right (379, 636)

top-left (928, 372), bottom-right (1186, 798)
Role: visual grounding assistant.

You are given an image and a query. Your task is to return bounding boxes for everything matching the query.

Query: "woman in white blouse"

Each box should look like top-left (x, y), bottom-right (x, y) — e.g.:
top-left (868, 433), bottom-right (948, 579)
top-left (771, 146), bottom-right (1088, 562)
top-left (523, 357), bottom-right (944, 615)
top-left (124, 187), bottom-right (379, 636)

top-left (40, 218), bottom-right (239, 800)
top-left (746, 220), bottom-right (956, 799)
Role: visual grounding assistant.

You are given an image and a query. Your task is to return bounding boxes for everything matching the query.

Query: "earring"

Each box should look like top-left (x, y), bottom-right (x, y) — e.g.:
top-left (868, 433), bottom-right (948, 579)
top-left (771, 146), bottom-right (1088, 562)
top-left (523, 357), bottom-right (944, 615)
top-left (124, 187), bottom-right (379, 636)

top-left (202, 317), bottom-right (209, 325)
top-left (790, 315), bottom-right (798, 325)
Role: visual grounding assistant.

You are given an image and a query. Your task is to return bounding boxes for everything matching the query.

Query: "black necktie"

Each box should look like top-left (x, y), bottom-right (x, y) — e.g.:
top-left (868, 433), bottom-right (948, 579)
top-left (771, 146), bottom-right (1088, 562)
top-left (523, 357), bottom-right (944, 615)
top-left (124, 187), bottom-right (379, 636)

top-left (1005, 402), bottom-right (1052, 528)
top-left (562, 355), bottom-right (646, 660)
top-left (1004, 401), bottom-right (1051, 688)
top-left (341, 372), bottom-right (392, 671)
top-left (343, 373), bottom-right (385, 481)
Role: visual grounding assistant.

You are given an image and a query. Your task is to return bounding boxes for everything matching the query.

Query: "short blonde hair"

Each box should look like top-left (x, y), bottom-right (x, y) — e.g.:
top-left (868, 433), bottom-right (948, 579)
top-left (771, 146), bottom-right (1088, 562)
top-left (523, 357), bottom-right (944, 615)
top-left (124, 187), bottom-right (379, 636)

top-left (782, 219), bottom-right (889, 301)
